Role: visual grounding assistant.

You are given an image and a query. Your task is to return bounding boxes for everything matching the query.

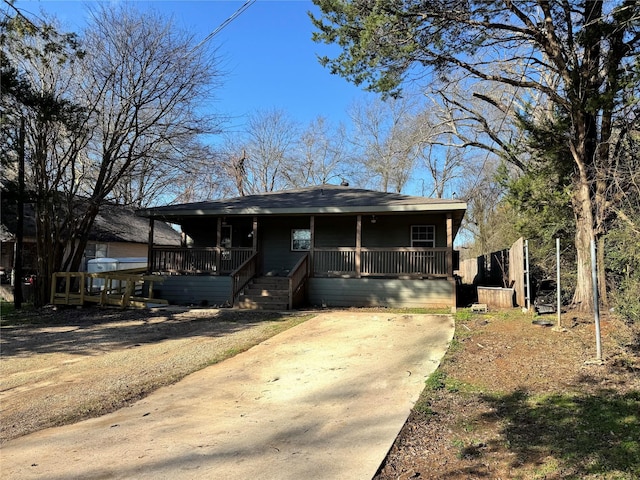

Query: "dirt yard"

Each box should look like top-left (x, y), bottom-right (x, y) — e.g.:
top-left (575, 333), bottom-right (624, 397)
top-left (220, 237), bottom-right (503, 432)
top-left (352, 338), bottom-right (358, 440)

top-left (374, 309), bottom-right (640, 480)
top-left (0, 306), bottom-right (309, 444)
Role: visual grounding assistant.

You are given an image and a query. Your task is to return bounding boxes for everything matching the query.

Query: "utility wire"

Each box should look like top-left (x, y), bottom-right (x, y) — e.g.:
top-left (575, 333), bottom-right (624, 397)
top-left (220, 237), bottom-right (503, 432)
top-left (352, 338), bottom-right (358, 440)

top-left (192, 0), bottom-right (256, 51)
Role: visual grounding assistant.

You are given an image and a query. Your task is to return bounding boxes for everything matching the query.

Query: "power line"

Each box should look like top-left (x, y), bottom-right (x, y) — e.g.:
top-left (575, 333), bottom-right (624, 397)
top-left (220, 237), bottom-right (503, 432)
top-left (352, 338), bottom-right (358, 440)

top-left (193, 0), bottom-right (256, 51)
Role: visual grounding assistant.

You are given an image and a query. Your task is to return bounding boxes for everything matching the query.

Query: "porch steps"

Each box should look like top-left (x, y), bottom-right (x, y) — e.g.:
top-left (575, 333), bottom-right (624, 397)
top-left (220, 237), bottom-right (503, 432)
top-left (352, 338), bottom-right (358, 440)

top-left (236, 276), bottom-right (289, 310)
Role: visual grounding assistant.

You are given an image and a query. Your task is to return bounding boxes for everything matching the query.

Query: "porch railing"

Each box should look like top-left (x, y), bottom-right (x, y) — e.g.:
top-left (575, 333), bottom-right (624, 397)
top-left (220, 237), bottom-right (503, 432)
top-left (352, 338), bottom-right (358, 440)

top-left (288, 253), bottom-right (310, 309)
top-left (231, 252), bottom-right (258, 304)
top-left (150, 246), bottom-right (450, 278)
top-left (150, 247), bottom-right (254, 274)
top-left (51, 270), bottom-right (167, 308)
top-left (314, 247), bottom-right (449, 277)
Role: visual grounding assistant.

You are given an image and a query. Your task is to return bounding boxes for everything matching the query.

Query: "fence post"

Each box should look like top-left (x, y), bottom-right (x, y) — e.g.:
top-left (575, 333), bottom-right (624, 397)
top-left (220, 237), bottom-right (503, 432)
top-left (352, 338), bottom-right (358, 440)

top-left (50, 273), bottom-right (57, 305)
top-left (590, 238), bottom-right (603, 361)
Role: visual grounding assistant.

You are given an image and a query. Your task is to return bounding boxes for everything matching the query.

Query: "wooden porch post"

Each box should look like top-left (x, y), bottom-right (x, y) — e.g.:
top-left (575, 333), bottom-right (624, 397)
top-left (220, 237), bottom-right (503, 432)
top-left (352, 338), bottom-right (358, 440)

top-left (446, 212), bottom-right (456, 312)
top-left (309, 216), bottom-right (315, 278)
top-left (356, 215), bottom-right (362, 278)
top-left (446, 213), bottom-right (453, 277)
top-left (147, 218), bottom-right (155, 274)
top-left (216, 217), bottom-right (222, 273)
top-left (252, 216), bottom-right (258, 276)
top-left (252, 216), bottom-right (258, 250)
top-left (216, 218), bottom-right (222, 247)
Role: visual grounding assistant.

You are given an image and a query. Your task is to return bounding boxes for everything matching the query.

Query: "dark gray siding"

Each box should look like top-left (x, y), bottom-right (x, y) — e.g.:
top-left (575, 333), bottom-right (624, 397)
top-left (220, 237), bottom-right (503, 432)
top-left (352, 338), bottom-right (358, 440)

top-left (260, 217), bottom-right (308, 274)
top-left (154, 275), bottom-right (232, 306)
top-left (178, 212), bottom-right (449, 250)
top-left (307, 277), bottom-right (454, 308)
top-left (360, 214), bottom-right (446, 247)
top-left (314, 216), bottom-right (357, 247)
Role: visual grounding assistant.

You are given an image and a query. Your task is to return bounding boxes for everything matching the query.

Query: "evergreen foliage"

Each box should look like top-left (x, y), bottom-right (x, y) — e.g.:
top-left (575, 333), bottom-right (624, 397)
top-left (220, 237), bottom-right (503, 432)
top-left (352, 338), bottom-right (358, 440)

top-left (311, 0), bottom-right (640, 314)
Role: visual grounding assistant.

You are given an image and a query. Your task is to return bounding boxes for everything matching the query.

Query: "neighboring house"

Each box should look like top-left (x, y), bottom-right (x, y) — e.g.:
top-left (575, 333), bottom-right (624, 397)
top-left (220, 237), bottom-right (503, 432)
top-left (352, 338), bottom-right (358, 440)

top-left (137, 185), bottom-right (467, 310)
top-left (1, 199), bottom-right (181, 285)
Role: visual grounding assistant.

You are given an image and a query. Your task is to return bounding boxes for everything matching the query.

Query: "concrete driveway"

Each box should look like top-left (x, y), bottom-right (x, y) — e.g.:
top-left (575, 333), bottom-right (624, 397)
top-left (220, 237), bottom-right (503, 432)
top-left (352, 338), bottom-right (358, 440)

top-left (1, 311), bottom-right (454, 480)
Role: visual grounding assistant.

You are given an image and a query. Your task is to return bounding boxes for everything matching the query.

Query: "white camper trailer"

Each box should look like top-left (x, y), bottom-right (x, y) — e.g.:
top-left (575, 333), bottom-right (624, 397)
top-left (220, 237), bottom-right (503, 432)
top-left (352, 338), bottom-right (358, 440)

top-left (87, 257), bottom-right (147, 291)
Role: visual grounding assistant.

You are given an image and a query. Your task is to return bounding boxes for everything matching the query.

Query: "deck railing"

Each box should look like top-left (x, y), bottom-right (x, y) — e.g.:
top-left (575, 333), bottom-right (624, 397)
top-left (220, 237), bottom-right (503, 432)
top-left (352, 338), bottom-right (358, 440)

top-left (150, 247), bottom-right (254, 274)
top-left (231, 252), bottom-right (258, 303)
top-left (288, 254), bottom-right (310, 309)
top-left (150, 246), bottom-right (449, 278)
top-left (51, 270), bottom-right (167, 308)
top-left (314, 247), bottom-right (449, 277)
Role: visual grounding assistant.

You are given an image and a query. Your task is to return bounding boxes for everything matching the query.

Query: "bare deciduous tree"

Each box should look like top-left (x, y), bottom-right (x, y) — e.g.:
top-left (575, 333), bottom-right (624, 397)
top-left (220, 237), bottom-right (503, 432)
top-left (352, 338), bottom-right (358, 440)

top-left (349, 95), bottom-right (429, 193)
top-left (221, 109), bottom-right (300, 195)
top-left (2, 3), bottom-right (223, 304)
top-left (287, 116), bottom-right (355, 187)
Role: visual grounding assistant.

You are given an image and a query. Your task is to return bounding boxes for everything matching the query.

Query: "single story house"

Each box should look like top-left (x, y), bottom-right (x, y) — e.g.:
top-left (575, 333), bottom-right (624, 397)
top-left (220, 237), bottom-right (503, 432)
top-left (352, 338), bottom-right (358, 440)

top-left (137, 185), bottom-right (467, 310)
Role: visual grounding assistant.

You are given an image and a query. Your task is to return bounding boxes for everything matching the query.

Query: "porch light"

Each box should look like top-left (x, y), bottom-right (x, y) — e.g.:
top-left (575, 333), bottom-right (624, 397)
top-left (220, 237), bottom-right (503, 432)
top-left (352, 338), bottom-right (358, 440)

top-left (371, 215), bottom-right (377, 224)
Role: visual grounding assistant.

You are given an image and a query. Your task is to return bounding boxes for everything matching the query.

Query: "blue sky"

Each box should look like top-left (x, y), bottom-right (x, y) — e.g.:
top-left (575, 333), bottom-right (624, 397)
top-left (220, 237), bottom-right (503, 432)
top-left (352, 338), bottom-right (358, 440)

top-left (18, 0), bottom-right (374, 129)
top-left (15, 0), bottom-right (452, 198)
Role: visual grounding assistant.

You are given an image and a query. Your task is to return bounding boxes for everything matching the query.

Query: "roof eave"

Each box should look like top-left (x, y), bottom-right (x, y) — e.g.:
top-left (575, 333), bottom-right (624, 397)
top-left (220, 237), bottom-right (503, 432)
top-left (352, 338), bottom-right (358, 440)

top-left (138, 203), bottom-right (468, 218)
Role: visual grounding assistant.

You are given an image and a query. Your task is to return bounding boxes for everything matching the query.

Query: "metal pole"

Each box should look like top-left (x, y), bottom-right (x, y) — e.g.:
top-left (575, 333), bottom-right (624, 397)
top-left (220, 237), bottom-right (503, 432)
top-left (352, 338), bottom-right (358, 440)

top-left (556, 238), bottom-right (562, 328)
top-left (591, 238), bottom-right (603, 361)
top-left (525, 239), bottom-right (531, 311)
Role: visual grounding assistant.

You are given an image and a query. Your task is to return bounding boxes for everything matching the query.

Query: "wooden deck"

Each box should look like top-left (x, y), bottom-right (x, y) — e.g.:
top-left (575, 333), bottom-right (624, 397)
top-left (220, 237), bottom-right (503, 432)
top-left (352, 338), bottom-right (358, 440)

top-left (50, 269), bottom-right (168, 308)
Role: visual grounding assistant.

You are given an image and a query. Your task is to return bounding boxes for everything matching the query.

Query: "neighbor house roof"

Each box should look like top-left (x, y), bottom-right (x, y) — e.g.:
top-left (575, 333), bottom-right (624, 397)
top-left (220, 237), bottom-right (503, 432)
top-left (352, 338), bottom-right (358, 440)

top-left (137, 184), bottom-right (467, 233)
top-left (1, 199), bottom-right (181, 246)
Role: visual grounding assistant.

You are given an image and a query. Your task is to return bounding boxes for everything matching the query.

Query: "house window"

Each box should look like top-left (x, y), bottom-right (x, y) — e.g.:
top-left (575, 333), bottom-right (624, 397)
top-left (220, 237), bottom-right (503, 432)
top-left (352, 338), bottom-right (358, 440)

top-left (291, 229), bottom-right (311, 251)
top-left (85, 243), bottom-right (108, 260)
top-left (411, 225), bottom-right (435, 247)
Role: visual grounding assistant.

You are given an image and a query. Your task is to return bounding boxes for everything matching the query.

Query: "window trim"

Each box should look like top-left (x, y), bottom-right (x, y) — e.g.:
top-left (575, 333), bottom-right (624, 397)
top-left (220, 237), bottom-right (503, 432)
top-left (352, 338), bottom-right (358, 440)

top-left (411, 225), bottom-right (435, 248)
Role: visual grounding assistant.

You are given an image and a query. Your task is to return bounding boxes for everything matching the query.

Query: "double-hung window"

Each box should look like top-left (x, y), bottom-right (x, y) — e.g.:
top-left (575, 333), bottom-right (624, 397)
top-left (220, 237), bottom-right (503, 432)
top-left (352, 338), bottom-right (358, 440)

top-left (411, 225), bottom-right (435, 248)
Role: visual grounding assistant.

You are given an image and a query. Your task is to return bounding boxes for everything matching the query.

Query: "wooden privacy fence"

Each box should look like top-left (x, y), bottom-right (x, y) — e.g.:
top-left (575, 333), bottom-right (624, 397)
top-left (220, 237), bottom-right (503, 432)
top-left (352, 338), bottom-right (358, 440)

top-left (51, 268), bottom-right (167, 308)
top-left (458, 237), bottom-right (526, 308)
top-left (508, 237), bottom-right (525, 307)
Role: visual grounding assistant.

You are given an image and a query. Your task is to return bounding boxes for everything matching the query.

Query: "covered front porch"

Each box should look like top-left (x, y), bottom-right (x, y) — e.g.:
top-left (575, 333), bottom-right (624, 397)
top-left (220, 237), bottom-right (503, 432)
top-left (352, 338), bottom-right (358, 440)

top-left (144, 213), bottom-right (456, 309)
top-left (137, 185), bottom-right (466, 309)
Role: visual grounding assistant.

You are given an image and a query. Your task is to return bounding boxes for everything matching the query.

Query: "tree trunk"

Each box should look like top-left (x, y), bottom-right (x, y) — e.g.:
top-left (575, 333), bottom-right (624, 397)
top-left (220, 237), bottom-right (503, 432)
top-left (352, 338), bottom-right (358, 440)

top-left (572, 178), bottom-right (595, 311)
top-left (14, 118), bottom-right (26, 309)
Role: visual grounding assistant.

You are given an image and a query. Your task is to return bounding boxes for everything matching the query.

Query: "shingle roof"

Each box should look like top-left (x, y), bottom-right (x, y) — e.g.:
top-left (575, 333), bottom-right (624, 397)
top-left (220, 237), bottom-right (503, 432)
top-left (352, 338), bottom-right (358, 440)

top-left (92, 204), bottom-right (181, 245)
top-left (137, 185), bottom-right (467, 217)
top-left (1, 200), bottom-right (180, 246)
